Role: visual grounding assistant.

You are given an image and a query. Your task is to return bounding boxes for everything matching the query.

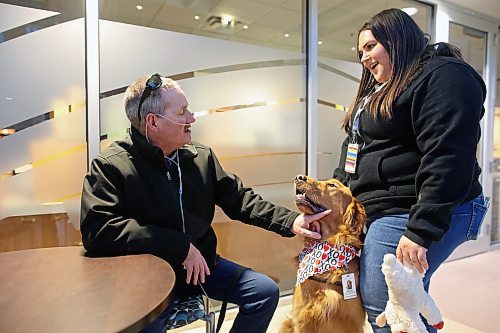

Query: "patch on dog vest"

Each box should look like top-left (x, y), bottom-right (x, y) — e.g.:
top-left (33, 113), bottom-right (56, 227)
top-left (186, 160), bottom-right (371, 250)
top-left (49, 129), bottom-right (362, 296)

top-left (296, 241), bottom-right (357, 285)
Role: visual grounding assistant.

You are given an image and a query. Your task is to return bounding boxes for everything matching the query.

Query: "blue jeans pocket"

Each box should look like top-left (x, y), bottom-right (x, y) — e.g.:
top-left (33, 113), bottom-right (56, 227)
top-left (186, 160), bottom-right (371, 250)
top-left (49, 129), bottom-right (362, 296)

top-left (467, 197), bottom-right (490, 240)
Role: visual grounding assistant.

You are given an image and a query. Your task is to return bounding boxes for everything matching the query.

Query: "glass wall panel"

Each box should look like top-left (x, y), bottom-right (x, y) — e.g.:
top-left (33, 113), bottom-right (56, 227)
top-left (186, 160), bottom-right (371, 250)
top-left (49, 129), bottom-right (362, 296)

top-left (316, 0), bottom-right (433, 180)
top-left (0, 0), bottom-right (85, 251)
top-left (99, 0), bottom-right (305, 291)
top-left (491, 26), bottom-right (500, 244)
top-left (449, 22), bottom-right (487, 173)
top-left (449, 23), bottom-right (486, 77)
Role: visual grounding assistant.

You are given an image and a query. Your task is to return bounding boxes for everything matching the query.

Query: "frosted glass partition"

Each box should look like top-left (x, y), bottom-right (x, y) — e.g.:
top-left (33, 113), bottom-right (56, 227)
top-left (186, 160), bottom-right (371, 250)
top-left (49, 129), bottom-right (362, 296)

top-left (0, 2), bottom-right (59, 32)
top-left (0, 2), bottom-right (86, 232)
top-left (317, 58), bottom-right (360, 180)
top-left (99, 0), bottom-right (305, 292)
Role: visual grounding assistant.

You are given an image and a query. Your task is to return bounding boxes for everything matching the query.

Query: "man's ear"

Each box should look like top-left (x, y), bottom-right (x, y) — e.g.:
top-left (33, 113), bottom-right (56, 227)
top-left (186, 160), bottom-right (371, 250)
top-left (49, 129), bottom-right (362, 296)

top-left (145, 113), bottom-right (157, 129)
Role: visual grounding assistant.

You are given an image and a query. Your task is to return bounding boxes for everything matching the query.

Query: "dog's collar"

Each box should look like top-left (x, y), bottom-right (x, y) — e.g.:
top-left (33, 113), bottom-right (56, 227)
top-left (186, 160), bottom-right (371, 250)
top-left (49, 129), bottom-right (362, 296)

top-left (296, 241), bottom-right (357, 285)
top-left (307, 275), bottom-right (343, 288)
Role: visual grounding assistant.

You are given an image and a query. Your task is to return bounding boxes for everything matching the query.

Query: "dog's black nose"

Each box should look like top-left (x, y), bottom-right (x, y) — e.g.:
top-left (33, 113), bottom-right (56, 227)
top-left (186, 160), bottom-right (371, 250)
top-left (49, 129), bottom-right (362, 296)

top-left (295, 174), bottom-right (307, 182)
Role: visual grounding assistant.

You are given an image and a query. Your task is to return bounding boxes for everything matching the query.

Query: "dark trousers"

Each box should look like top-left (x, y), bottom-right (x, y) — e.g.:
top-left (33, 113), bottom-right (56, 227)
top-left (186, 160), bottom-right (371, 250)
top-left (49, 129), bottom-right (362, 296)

top-left (142, 257), bottom-right (280, 333)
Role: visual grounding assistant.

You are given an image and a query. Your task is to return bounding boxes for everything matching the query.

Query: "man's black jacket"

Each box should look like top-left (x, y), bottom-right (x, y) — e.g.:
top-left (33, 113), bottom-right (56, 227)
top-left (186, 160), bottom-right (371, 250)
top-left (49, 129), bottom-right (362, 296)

top-left (80, 127), bottom-right (298, 294)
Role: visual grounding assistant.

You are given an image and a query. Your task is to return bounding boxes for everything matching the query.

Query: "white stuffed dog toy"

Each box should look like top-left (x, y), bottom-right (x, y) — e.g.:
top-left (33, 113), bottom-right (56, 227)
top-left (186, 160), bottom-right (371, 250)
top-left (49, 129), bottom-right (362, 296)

top-left (376, 253), bottom-right (444, 333)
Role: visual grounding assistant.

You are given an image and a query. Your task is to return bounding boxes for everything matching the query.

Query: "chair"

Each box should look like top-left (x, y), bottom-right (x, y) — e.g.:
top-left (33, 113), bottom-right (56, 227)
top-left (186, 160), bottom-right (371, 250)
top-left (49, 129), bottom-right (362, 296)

top-left (165, 294), bottom-right (215, 333)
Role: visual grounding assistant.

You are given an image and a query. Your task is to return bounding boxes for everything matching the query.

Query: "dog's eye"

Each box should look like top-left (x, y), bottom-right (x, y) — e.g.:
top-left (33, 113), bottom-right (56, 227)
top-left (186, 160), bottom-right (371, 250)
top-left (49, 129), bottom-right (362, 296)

top-left (328, 183), bottom-right (337, 188)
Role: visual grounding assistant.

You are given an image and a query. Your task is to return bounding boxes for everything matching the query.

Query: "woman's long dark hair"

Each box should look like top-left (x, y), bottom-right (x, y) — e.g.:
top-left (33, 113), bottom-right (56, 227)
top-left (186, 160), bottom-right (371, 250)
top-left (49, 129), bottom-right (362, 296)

top-left (342, 8), bottom-right (461, 132)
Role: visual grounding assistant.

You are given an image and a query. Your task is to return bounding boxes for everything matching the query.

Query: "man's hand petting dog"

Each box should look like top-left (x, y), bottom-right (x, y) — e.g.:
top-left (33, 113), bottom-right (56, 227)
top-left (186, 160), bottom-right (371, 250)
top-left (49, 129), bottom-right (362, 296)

top-left (183, 243), bottom-right (211, 285)
top-left (292, 210), bottom-right (331, 239)
top-left (183, 210), bottom-right (330, 285)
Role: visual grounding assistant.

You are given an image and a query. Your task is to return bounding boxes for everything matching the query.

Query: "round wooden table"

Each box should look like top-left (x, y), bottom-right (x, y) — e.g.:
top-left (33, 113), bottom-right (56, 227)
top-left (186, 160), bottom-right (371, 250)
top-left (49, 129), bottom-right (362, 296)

top-left (0, 246), bottom-right (175, 333)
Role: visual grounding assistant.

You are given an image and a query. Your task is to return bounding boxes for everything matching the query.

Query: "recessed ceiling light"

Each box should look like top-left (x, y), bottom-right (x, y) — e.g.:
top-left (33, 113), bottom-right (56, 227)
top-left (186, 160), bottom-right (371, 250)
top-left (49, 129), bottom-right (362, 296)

top-left (402, 7), bottom-right (418, 16)
top-left (221, 14), bottom-right (233, 26)
top-left (318, 40), bottom-right (323, 45)
top-left (243, 24), bottom-right (249, 30)
top-left (6, 97), bottom-right (12, 101)
top-left (284, 33), bottom-right (290, 38)
top-left (136, 5), bottom-right (143, 11)
top-left (194, 15), bottom-right (200, 20)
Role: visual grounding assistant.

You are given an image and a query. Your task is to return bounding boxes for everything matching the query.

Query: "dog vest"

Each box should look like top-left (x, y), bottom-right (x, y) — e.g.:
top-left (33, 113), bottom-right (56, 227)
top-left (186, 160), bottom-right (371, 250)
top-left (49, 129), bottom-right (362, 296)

top-left (296, 241), bottom-right (357, 285)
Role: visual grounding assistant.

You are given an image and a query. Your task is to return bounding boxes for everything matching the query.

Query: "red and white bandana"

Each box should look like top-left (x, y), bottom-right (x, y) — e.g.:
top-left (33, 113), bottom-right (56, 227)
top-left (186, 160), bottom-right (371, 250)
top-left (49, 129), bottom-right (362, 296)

top-left (296, 241), bottom-right (357, 285)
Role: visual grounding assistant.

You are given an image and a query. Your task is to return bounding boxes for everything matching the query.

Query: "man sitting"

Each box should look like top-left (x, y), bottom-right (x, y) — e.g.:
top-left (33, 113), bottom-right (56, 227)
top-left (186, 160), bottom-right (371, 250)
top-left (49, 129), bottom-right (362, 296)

top-left (80, 74), bottom-right (329, 333)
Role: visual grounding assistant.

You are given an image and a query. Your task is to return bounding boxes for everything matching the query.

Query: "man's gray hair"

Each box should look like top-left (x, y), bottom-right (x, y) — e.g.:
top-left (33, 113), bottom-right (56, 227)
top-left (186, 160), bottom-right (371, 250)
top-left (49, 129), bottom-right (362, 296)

top-left (124, 75), bottom-right (181, 130)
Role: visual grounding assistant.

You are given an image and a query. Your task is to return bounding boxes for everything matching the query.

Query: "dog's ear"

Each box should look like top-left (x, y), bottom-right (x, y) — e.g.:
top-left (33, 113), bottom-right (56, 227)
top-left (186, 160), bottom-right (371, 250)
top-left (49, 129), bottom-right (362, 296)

top-left (342, 198), bottom-right (366, 237)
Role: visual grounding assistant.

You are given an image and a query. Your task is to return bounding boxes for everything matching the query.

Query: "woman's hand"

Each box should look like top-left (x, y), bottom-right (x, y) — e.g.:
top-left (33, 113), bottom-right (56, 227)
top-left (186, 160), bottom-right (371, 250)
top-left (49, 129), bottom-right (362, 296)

top-left (396, 235), bottom-right (429, 274)
top-left (291, 210), bottom-right (331, 239)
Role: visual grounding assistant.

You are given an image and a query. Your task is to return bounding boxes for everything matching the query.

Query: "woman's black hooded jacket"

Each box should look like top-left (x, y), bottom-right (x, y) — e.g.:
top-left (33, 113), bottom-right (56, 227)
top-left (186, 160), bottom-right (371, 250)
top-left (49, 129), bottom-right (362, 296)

top-left (334, 54), bottom-right (486, 248)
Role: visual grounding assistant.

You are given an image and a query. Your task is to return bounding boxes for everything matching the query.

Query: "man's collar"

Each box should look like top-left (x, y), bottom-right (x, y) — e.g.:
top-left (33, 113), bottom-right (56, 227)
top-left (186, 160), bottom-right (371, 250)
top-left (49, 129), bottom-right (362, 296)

top-left (129, 126), bottom-right (198, 161)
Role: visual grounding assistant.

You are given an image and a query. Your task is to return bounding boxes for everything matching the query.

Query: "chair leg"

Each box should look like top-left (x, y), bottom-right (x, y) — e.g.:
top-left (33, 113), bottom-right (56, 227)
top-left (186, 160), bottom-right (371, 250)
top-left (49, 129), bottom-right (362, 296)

top-left (203, 296), bottom-right (214, 333)
top-left (208, 312), bottom-right (215, 333)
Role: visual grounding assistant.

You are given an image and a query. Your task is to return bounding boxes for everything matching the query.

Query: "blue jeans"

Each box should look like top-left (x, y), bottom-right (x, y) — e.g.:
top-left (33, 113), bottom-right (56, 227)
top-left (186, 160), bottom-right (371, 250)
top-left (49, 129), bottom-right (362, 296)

top-left (360, 194), bottom-right (489, 333)
top-left (143, 257), bottom-right (279, 333)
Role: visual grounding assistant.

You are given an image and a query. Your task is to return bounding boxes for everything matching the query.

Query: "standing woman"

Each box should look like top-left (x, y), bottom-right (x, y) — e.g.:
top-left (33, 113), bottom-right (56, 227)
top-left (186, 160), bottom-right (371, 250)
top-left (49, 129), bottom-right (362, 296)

top-left (333, 8), bottom-right (490, 332)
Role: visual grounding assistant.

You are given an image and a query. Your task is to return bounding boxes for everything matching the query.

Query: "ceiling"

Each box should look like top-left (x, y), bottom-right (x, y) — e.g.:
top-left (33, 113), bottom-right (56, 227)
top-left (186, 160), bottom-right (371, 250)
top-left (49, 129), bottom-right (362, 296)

top-left (446, 0), bottom-right (500, 22)
top-left (4, 0), bottom-right (500, 62)
top-left (97, 0), bottom-right (499, 62)
top-left (96, 0), bottom-right (438, 61)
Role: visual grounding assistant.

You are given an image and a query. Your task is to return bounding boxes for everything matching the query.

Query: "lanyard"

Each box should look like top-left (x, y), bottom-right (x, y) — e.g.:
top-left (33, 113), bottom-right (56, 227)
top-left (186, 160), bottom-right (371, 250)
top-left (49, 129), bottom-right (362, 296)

top-left (351, 96), bottom-right (370, 141)
top-left (351, 82), bottom-right (387, 141)
top-left (345, 82), bottom-right (387, 175)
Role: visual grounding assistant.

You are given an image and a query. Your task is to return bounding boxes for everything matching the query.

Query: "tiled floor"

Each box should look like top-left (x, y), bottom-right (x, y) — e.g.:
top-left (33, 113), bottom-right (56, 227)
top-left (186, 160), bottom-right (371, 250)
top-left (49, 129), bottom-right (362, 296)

top-left (429, 247), bottom-right (500, 333)
top-left (173, 247), bottom-right (500, 333)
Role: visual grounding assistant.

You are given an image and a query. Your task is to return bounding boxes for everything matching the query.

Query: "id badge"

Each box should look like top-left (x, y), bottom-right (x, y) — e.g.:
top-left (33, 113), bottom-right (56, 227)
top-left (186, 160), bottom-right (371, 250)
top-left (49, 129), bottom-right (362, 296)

top-left (344, 143), bottom-right (359, 174)
top-left (341, 273), bottom-right (357, 300)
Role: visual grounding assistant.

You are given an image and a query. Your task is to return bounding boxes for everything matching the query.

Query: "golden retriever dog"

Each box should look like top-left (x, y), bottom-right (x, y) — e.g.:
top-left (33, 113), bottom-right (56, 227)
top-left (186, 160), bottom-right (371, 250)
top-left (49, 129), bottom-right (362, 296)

top-left (280, 174), bottom-right (367, 333)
